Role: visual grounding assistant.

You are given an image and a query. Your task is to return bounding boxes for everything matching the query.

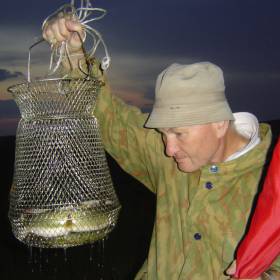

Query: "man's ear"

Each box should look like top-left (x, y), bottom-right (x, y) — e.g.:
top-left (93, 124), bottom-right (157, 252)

top-left (212, 120), bottom-right (230, 138)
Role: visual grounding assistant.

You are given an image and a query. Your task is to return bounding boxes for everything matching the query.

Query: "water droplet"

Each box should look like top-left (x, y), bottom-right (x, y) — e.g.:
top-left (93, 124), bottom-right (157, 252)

top-left (45, 252), bottom-right (49, 263)
top-left (39, 248), bottom-right (42, 272)
top-left (63, 248), bottom-right (67, 262)
top-left (28, 246), bottom-right (35, 273)
top-left (33, 248), bottom-right (37, 264)
top-left (28, 246), bottom-right (33, 264)
top-left (89, 244), bottom-right (94, 263)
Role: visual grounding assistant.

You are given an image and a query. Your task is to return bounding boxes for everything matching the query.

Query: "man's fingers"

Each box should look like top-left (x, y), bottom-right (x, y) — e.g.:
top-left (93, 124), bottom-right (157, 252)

top-left (42, 15), bottom-right (84, 53)
top-left (43, 22), bottom-right (65, 45)
top-left (43, 26), bottom-right (56, 44)
top-left (71, 31), bottom-right (84, 43)
top-left (65, 19), bottom-right (83, 34)
top-left (57, 18), bottom-right (71, 40)
top-left (51, 22), bottom-right (67, 43)
top-left (226, 260), bottom-right (236, 276)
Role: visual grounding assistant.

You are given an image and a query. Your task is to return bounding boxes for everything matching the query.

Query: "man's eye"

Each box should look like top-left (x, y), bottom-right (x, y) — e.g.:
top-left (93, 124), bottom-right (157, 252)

top-left (175, 132), bottom-right (183, 137)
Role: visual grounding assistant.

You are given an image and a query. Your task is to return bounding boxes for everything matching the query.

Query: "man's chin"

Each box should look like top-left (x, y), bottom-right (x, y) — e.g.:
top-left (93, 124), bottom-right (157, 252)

top-left (176, 162), bottom-right (199, 173)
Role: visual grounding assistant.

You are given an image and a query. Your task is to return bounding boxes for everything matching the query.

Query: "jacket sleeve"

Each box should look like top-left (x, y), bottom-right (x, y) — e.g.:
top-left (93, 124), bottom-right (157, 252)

top-left (93, 73), bottom-right (164, 194)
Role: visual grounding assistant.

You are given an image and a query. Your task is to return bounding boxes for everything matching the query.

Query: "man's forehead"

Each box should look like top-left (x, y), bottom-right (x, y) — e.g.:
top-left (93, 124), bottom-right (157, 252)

top-left (157, 127), bottom-right (191, 133)
top-left (157, 123), bottom-right (213, 133)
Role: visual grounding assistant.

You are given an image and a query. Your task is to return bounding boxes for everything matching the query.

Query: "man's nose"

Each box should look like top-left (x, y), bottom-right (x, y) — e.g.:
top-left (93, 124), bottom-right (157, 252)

top-left (165, 137), bottom-right (177, 157)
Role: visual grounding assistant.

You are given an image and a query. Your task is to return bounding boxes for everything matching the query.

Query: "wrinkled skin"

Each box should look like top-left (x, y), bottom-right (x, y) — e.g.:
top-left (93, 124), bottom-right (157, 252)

top-left (158, 121), bottom-right (229, 172)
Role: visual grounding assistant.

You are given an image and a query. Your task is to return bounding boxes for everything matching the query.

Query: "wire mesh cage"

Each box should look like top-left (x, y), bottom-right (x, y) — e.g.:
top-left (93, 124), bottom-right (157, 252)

top-left (8, 78), bottom-right (121, 248)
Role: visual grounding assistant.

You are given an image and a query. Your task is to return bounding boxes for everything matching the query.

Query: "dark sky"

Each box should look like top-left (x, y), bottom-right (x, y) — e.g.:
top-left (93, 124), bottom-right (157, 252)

top-left (1, 0), bottom-right (280, 135)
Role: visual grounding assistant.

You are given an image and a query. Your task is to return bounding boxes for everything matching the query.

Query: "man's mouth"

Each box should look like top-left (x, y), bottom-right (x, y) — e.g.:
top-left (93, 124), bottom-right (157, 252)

top-left (174, 157), bottom-right (186, 163)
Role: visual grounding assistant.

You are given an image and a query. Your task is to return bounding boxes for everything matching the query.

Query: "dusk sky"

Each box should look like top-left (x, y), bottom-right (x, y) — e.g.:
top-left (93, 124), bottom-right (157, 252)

top-left (1, 0), bottom-right (280, 135)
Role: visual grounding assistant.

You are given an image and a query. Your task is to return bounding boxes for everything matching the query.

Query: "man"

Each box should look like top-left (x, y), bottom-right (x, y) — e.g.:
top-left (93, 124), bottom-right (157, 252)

top-left (43, 16), bottom-right (280, 279)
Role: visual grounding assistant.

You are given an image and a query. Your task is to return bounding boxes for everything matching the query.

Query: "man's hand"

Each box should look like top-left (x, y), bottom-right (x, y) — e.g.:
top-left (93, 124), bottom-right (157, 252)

top-left (42, 13), bottom-right (86, 68)
top-left (226, 261), bottom-right (261, 280)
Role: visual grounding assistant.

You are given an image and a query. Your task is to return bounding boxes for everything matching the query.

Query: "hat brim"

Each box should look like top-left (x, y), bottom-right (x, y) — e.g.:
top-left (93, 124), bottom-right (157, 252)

top-left (145, 101), bottom-right (234, 128)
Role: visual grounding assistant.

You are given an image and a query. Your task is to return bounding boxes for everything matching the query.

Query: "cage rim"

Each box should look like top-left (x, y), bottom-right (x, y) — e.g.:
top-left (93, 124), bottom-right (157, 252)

top-left (7, 77), bottom-right (105, 94)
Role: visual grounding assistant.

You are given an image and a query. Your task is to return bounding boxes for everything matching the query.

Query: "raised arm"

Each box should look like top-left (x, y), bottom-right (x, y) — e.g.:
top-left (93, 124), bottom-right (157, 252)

top-left (42, 14), bottom-right (164, 193)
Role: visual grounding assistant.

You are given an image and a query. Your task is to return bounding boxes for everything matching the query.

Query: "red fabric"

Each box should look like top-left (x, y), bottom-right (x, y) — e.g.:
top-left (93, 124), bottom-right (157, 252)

top-left (234, 138), bottom-right (280, 278)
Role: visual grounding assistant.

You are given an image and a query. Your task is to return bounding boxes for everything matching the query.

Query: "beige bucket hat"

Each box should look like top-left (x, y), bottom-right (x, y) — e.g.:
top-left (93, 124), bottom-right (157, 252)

top-left (145, 62), bottom-right (234, 128)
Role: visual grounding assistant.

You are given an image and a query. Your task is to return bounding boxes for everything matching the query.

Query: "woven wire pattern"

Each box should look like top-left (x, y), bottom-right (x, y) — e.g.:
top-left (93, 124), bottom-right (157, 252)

top-left (9, 79), bottom-right (102, 119)
top-left (9, 79), bottom-right (121, 248)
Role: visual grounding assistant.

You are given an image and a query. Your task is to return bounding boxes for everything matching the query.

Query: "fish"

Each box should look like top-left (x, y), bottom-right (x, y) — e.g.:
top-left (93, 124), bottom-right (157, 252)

top-left (19, 200), bottom-right (115, 239)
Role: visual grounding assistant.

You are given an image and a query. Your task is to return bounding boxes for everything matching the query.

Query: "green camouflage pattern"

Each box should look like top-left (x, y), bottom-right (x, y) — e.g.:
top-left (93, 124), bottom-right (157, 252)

top-left (88, 65), bottom-right (280, 279)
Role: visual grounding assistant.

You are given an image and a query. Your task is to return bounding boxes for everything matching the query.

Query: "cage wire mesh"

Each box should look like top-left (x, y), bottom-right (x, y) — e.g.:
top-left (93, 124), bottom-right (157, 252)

top-left (8, 77), bottom-right (121, 248)
top-left (7, 0), bottom-right (121, 249)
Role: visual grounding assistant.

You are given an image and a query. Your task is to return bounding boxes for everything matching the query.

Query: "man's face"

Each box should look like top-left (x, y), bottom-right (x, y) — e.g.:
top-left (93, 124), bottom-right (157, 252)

top-left (158, 123), bottom-right (224, 172)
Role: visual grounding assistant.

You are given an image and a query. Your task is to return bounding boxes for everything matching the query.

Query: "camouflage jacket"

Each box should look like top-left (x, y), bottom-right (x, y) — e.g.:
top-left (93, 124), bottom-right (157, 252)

top-left (92, 74), bottom-right (280, 279)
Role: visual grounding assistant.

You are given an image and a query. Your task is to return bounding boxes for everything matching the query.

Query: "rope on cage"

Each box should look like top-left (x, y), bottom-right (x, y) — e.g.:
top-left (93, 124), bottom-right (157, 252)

top-left (27, 0), bottom-right (110, 82)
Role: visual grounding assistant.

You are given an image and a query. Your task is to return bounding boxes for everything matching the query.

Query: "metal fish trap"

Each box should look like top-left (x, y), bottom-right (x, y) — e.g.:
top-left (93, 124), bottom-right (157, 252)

top-left (8, 78), bottom-right (121, 248)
